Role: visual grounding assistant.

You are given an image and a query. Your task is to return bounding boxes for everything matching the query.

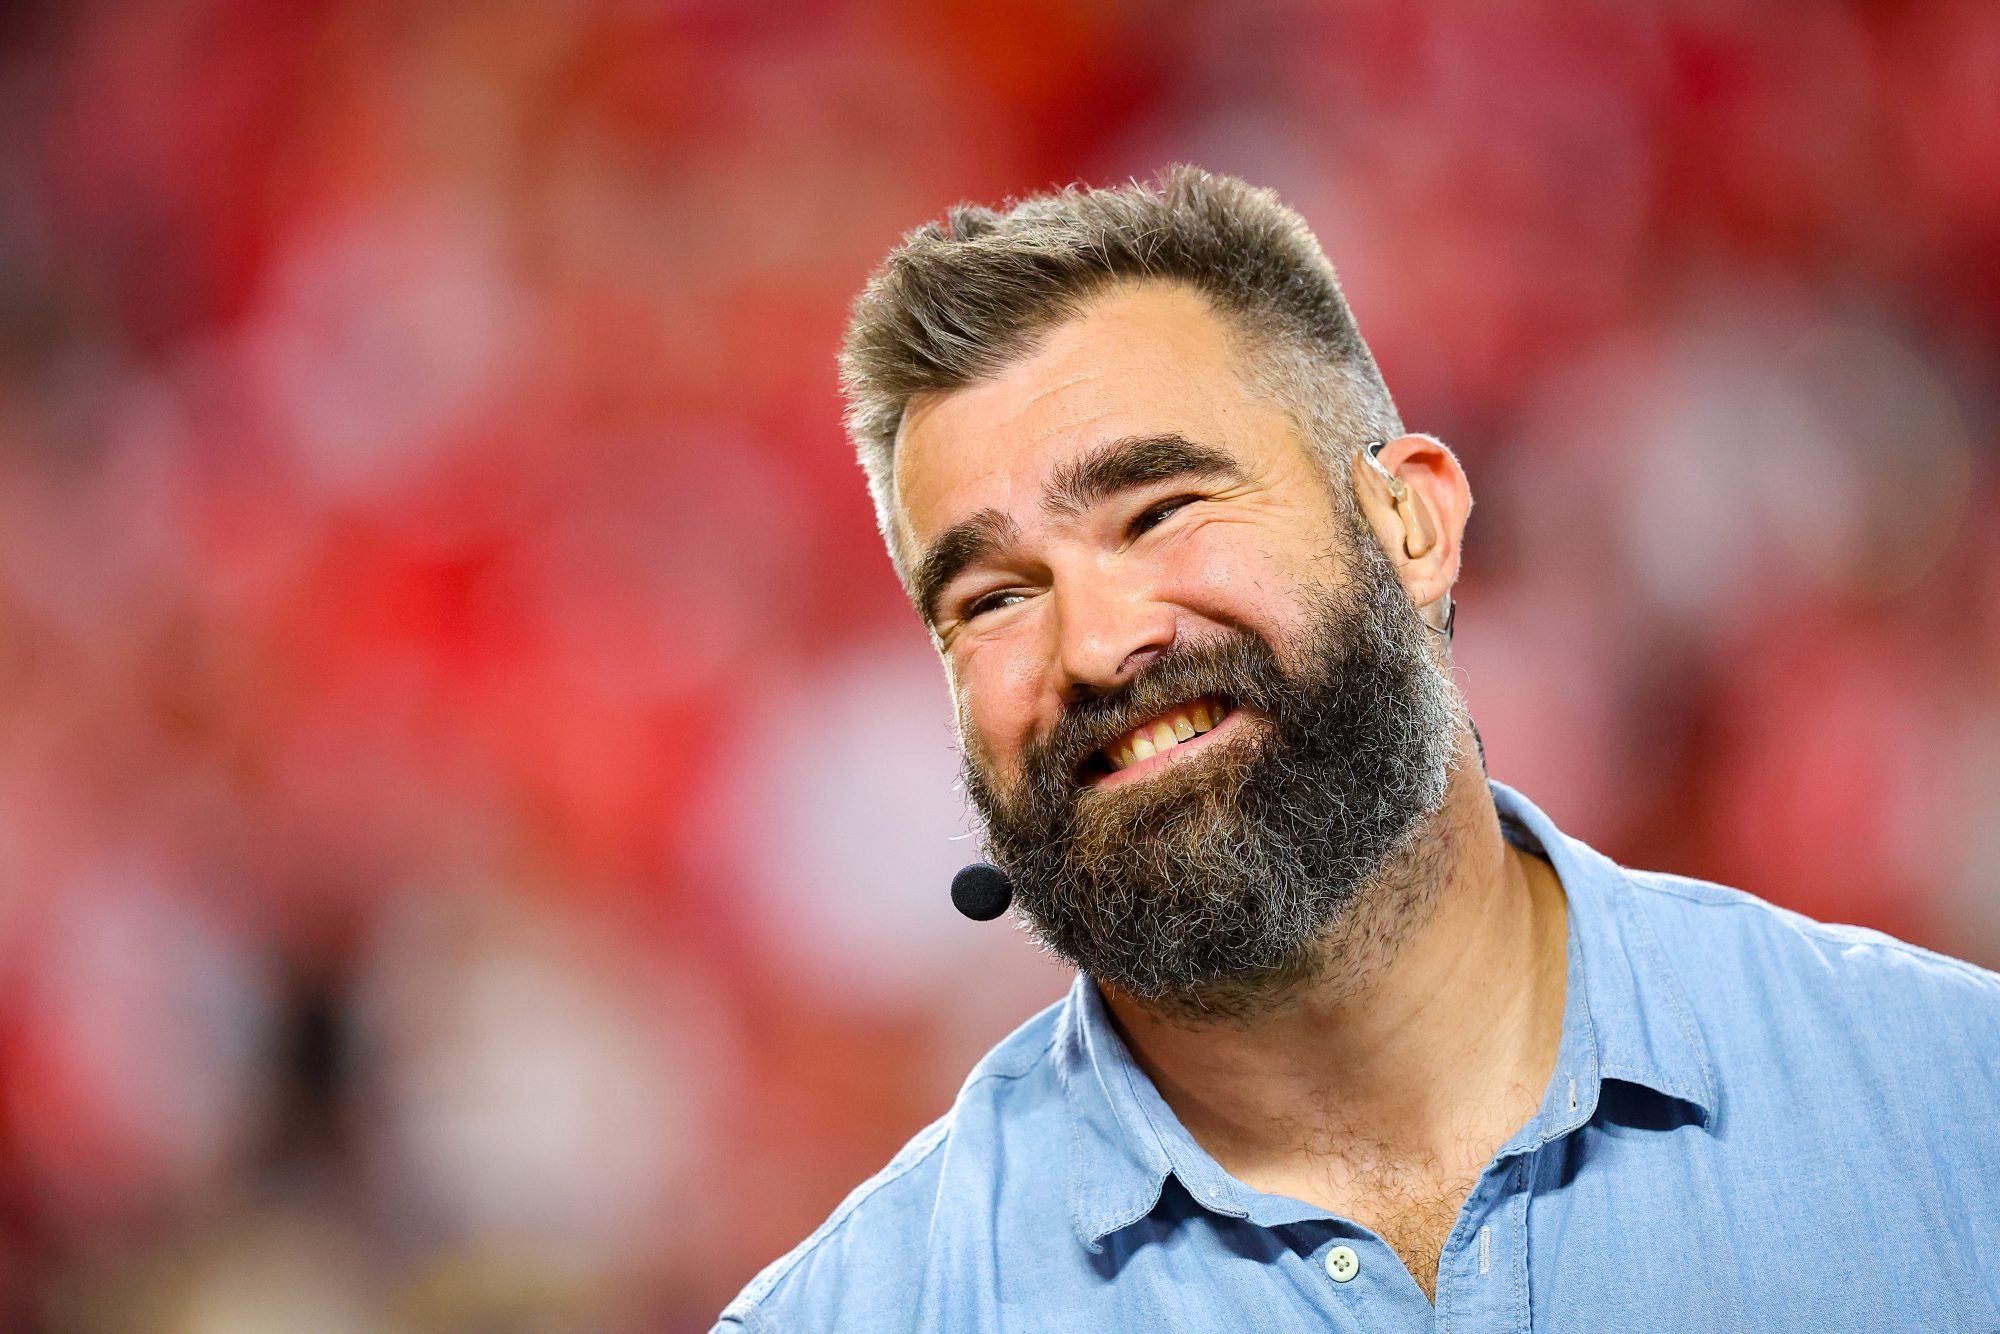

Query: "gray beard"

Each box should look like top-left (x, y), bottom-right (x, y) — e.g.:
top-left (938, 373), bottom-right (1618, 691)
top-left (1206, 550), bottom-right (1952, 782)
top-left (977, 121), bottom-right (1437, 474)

top-left (961, 537), bottom-right (1466, 1026)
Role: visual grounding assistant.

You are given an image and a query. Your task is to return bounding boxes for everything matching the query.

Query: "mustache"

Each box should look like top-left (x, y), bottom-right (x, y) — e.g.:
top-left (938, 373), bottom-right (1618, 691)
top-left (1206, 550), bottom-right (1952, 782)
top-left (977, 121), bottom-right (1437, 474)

top-left (1023, 633), bottom-right (1285, 790)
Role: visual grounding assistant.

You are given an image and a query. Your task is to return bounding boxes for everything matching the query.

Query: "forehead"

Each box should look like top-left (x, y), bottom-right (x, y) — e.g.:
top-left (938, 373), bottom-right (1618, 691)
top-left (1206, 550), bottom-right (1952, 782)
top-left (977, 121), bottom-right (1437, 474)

top-left (893, 283), bottom-right (1292, 549)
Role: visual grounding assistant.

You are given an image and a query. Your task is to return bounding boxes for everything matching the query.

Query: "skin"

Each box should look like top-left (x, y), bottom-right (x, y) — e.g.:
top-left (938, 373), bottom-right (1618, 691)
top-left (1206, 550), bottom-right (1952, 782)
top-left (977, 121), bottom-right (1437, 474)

top-left (893, 282), bottom-right (1569, 1303)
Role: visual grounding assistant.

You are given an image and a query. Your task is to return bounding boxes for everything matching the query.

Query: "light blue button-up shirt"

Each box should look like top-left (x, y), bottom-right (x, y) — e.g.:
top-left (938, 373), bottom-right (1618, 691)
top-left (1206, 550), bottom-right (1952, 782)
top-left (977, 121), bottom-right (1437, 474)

top-left (717, 783), bottom-right (2000, 1331)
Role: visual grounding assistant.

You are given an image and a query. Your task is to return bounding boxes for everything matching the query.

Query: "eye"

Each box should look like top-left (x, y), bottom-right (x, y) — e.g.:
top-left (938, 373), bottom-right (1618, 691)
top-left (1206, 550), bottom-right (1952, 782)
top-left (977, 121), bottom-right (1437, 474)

top-left (1129, 494), bottom-right (1199, 537)
top-left (962, 588), bottom-right (1028, 621)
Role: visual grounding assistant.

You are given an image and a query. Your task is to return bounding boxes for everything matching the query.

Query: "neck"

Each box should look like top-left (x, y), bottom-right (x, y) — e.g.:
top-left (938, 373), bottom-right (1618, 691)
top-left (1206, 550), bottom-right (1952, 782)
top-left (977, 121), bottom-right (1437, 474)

top-left (1101, 745), bottom-right (1569, 1174)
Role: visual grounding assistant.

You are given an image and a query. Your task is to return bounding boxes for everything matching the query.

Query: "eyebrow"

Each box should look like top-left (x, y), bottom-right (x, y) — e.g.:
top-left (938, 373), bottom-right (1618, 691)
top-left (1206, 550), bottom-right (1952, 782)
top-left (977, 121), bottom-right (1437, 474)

top-left (1043, 433), bottom-right (1246, 520)
top-left (914, 507), bottom-right (1024, 629)
top-left (912, 433), bottom-right (1246, 628)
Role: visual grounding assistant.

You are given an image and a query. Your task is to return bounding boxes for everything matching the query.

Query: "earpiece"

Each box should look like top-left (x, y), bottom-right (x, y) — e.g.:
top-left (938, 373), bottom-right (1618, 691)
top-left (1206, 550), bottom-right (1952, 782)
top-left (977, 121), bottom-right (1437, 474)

top-left (1359, 442), bottom-right (1436, 560)
top-left (1360, 441), bottom-right (1455, 641)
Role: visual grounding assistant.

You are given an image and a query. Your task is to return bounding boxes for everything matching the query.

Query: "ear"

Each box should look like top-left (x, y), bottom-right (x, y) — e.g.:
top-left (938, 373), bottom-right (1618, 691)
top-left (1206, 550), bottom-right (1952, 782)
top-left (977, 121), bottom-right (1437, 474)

top-left (1351, 433), bottom-right (1469, 628)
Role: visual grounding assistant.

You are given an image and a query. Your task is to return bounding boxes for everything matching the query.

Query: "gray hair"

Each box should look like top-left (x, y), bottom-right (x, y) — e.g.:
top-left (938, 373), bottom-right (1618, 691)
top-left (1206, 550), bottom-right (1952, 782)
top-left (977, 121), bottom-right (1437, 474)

top-left (838, 165), bottom-right (1403, 581)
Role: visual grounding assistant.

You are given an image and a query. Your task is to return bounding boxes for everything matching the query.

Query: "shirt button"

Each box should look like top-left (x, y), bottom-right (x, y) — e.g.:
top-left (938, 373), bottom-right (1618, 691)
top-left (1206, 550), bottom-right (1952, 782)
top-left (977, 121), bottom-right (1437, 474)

top-left (1324, 1245), bottom-right (1359, 1283)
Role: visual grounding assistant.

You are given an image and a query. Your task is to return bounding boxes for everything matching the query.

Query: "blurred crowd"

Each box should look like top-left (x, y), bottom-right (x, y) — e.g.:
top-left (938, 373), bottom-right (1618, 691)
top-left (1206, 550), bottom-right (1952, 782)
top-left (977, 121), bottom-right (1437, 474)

top-left (0, 0), bottom-right (1994, 1328)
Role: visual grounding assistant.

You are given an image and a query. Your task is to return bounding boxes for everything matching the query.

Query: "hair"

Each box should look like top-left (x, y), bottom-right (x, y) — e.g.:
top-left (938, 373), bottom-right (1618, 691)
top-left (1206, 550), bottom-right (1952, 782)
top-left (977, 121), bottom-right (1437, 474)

top-left (838, 165), bottom-right (1404, 581)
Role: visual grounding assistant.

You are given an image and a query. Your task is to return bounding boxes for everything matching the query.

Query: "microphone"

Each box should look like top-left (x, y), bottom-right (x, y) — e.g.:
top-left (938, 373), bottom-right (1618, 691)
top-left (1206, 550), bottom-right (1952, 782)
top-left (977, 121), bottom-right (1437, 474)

top-left (951, 862), bottom-right (1014, 921)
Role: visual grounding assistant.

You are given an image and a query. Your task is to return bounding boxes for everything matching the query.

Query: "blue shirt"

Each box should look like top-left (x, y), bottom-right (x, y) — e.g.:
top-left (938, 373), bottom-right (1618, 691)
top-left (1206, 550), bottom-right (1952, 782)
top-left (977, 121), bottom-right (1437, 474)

top-left (716, 783), bottom-right (2000, 1332)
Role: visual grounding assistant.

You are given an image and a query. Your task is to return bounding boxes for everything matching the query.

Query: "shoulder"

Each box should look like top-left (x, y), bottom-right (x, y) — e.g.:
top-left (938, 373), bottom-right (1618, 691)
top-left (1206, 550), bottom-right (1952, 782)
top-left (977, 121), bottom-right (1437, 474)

top-left (715, 997), bottom-right (1070, 1333)
top-left (1621, 866), bottom-right (2000, 1039)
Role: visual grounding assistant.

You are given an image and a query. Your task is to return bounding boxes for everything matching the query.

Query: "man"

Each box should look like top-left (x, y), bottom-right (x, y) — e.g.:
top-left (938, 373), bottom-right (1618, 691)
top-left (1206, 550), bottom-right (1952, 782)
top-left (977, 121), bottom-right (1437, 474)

top-left (716, 168), bottom-right (2000, 1331)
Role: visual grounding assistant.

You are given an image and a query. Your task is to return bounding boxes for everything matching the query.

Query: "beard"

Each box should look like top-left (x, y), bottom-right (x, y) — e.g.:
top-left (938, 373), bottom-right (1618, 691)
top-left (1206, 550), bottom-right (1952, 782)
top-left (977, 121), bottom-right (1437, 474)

top-left (960, 536), bottom-right (1466, 1024)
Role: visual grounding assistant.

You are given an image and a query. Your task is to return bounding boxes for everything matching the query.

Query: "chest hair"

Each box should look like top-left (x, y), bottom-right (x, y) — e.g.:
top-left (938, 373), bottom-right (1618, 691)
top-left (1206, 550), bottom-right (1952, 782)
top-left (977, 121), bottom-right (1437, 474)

top-left (1354, 1181), bottom-right (1473, 1303)
top-left (1251, 1150), bottom-right (1484, 1304)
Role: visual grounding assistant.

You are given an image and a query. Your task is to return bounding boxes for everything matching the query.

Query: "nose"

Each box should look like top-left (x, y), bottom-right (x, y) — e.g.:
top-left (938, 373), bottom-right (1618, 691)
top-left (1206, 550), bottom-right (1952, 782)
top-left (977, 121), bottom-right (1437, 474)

top-left (1050, 567), bottom-right (1177, 701)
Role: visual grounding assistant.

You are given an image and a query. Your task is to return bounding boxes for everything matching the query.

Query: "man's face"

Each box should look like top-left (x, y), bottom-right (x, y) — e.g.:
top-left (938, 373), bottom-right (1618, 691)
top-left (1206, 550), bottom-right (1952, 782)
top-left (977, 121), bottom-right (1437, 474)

top-left (895, 284), bottom-right (1461, 1017)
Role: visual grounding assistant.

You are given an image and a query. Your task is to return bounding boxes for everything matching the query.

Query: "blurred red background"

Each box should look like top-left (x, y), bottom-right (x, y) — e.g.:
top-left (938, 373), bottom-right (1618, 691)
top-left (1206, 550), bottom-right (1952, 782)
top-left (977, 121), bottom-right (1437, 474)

top-left (0, 1), bottom-right (1995, 1328)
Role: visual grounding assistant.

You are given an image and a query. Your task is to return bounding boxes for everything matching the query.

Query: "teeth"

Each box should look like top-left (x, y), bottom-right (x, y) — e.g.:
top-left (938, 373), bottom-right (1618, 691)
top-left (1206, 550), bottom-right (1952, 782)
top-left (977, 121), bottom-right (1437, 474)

top-left (1102, 698), bottom-right (1233, 772)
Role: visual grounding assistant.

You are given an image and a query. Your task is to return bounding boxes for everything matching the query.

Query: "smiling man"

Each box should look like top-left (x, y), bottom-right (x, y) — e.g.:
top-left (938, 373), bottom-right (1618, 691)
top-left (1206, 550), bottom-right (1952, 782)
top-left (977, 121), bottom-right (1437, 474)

top-left (715, 168), bottom-right (2000, 1331)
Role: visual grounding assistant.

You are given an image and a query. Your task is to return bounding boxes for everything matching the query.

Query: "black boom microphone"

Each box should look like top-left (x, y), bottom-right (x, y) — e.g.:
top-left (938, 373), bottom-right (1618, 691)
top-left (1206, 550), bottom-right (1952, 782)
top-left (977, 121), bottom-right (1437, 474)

top-left (951, 863), bottom-right (1014, 921)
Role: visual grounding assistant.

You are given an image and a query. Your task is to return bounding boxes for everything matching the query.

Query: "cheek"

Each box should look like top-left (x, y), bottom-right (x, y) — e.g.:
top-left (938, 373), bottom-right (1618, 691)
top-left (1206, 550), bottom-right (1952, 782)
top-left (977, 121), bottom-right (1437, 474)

top-left (949, 639), bottom-right (1048, 772)
top-left (1161, 521), bottom-right (1319, 632)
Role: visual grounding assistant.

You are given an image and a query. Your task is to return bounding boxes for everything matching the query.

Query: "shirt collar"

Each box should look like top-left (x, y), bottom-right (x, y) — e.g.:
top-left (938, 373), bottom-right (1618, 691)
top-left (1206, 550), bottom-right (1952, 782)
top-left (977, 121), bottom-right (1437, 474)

top-left (1056, 779), bottom-right (1718, 1252)
top-left (1488, 780), bottom-right (1717, 1155)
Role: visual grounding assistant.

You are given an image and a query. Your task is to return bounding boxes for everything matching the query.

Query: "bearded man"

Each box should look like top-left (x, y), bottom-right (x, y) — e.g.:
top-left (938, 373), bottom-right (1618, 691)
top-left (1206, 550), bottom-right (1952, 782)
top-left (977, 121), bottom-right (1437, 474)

top-left (715, 168), bottom-right (2000, 1331)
